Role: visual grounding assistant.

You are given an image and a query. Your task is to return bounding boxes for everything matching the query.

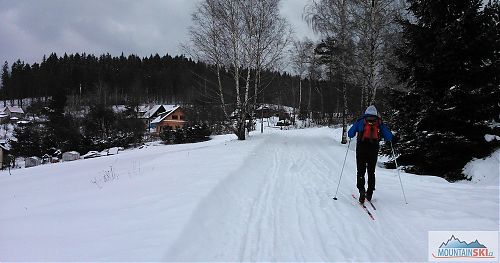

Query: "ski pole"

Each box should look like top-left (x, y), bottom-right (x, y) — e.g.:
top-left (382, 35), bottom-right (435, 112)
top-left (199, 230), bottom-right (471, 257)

top-left (391, 141), bottom-right (408, 204)
top-left (333, 138), bottom-right (351, 200)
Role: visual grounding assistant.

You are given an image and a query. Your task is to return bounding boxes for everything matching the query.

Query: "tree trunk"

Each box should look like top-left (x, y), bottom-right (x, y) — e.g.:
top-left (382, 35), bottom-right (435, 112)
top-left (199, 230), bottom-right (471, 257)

top-left (341, 78), bottom-right (348, 144)
top-left (236, 113), bottom-right (246, 140)
top-left (308, 78), bottom-right (312, 127)
top-left (298, 78), bottom-right (302, 122)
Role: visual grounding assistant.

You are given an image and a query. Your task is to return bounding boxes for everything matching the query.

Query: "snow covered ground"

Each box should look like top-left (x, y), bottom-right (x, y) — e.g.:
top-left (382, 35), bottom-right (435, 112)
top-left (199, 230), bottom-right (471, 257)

top-left (0, 127), bottom-right (498, 261)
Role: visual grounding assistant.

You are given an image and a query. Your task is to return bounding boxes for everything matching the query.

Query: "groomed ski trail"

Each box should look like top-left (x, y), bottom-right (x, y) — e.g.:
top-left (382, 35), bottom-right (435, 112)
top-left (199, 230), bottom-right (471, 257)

top-left (167, 129), bottom-right (442, 261)
top-left (0, 127), bottom-right (496, 261)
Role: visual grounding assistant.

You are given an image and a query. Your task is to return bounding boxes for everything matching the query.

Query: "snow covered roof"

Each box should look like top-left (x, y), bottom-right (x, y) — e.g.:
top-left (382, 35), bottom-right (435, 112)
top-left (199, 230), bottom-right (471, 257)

top-left (151, 106), bottom-right (181, 124)
top-left (145, 105), bottom-right (178, 120)
top-left (142, 104), bottom-right (177, 119)
top-left (1, 106), bottom-right (25, 114)
top-left (161, 104), bottom-right (178, 112)
top-left (255, 104), bottom-right (295, 114)
top-left (111, 105), bottom-right (126, 113)
top-left (138, 105), bottom-right (149, 113)
top-left (142, 105), bottom-right (160, 119)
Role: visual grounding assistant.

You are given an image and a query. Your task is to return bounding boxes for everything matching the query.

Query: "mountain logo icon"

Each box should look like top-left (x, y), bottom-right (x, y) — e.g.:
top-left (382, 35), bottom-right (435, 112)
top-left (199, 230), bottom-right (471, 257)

top-left (429, 231), bottom-right (498, 261)
top-left (431, 234), bottom-right (495, 260)
top-left (439, 235), bottom-right (487, 249)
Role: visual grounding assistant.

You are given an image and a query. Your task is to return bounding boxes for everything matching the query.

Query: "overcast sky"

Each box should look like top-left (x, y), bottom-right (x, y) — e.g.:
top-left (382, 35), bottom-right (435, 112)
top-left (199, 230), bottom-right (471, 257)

top-left (0, 0), bottom-right (317, 66)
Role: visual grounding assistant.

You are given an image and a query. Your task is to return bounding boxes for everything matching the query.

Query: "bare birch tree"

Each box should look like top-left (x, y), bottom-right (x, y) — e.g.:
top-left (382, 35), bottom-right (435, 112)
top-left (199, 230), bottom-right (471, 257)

top-left (305, 0), bottom-right (354, 143)
top-left (290, 38), bottom-right (324, 126)
top-left (351, 0), bottom-right (402, 111)
top-left (188, 0), bottom-right (291, 140)
top-left (242, 0), bottom-right (292, 119)
top-left (290, 39), bottom-right (310, 121)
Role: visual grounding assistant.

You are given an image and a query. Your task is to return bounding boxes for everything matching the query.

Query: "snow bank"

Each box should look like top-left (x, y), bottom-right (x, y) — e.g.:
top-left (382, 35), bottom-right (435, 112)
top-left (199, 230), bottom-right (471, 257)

top-left (484, 134), bottom-right (500, 142)
top-left (463, 148), bottom-right (500, 185)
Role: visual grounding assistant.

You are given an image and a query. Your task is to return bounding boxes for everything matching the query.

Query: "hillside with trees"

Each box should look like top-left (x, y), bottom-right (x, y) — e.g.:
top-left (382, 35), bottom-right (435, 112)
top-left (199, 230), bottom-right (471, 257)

top-left (1, 0), bottom-right (498, 182)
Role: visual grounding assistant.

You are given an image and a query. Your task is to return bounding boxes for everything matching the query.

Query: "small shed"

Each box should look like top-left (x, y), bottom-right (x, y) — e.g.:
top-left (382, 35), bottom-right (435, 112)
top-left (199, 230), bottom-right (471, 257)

top-left (25, 156), bottom-right (42, 168)
top-left (42, 153), bottom-right (52, 164)
top-left (62, 151), bottom-right (80, 162)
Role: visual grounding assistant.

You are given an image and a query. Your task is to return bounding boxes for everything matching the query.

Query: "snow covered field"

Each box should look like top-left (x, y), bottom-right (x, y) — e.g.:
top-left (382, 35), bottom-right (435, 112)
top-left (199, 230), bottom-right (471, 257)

top-left (0, 127), bottom-right (498, 261)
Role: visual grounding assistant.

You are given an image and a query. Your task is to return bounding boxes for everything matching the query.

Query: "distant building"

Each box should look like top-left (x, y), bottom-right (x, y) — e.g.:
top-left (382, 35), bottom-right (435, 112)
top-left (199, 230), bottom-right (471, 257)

top-left (25, 156), bottom-right (42, 168)
top-left (254, 105), bottom-right (276, 119)
top-left (150, 106), bottom-right (186, 134)
top-left (141, 105), bottom-right (180, 131)
top-left (0, 106), bottom-right (25, 119)
top-left (42, 154), bottom-right (52, 164)
top-left (62, 151), bottom-right (80, 162)
top-left (254, 104), bottom-right (292, 120)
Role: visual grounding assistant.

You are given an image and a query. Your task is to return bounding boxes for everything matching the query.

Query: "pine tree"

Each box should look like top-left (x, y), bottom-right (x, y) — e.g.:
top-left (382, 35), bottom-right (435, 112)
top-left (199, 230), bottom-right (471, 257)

top-left (11, 124), bottom-right (45, 158)
top-left (43, 93), bottom-right (84, 153)
top-left (1, 61), bottom-right (9, 88)
top-left (1, 61), bottom-right (9, 104)
top-left (391, 0), bottom-right (500, 180)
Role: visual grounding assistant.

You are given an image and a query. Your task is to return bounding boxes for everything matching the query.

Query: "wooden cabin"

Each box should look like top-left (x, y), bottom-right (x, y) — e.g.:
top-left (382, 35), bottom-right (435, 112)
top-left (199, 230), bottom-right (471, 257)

top-left (150, 106), bottom-right (186, 134)
top-left (141, 104), bottom-right (179, 131)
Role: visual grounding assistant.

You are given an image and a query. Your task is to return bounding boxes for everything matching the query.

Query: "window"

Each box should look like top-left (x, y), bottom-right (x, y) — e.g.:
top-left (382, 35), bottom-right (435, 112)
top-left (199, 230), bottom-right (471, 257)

top-left (180, 115), bottom-right (185, 120)
top-left (172, 115), bottom-right (178, 120)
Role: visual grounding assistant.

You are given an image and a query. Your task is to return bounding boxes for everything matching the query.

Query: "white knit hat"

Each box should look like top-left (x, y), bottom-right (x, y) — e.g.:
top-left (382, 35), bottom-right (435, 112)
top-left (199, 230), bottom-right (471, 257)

top-left (365, 105), bottom-right (378, 116)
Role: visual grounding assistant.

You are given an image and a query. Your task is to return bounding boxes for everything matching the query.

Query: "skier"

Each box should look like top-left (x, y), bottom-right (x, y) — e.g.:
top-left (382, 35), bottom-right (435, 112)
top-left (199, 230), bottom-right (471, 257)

top-left (348, 105), bottom-right (393, 204)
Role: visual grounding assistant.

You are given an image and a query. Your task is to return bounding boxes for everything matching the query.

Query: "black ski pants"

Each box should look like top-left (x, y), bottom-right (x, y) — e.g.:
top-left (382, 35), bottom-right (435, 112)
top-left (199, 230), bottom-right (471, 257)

top-left (356, 141), bottom-right (379, 194)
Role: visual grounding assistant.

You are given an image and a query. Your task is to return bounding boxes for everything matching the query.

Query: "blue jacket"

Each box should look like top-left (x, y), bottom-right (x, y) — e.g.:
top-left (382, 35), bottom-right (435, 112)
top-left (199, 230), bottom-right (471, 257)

top-left (348, 114), bottom-right (393, 141)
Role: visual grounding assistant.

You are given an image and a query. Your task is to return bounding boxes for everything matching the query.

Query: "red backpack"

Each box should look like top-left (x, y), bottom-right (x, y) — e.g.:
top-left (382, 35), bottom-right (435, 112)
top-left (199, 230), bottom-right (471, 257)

top-left (361, 118), bottom-right (381, 142)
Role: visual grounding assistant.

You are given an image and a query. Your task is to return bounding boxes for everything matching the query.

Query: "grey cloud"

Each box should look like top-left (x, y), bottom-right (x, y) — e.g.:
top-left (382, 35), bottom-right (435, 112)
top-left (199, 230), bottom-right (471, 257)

top-left (280, 0), bottom-right (317, 41)
top-left (0, 0), bottom-right (314, 66)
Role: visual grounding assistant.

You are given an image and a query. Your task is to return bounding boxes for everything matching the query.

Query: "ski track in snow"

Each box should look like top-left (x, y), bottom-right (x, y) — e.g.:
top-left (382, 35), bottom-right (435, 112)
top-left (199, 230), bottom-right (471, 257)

top-left (0, 128), bottom-right (497, 261)
top-left (165, 129), bottom-right (498, 261)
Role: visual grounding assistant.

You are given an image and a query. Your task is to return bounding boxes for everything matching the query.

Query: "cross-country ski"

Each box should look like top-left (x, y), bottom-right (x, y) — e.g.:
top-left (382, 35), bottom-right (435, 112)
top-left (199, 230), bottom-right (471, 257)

top-left (367, 200), bottom-right (377, 210)
top-left (352, 194), bottom-right (375, 221)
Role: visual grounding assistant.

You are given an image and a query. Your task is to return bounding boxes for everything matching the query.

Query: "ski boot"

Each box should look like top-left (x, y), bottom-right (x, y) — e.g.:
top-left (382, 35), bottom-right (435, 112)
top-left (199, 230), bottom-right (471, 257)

top-left (358, 190), bottom-right (365, 204)
top-left (366, 189), bottom-right (373, 202)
